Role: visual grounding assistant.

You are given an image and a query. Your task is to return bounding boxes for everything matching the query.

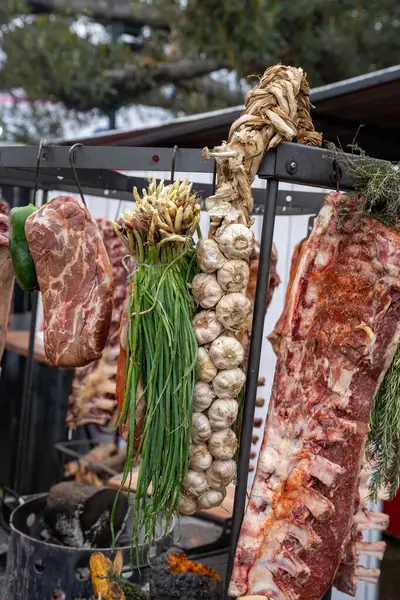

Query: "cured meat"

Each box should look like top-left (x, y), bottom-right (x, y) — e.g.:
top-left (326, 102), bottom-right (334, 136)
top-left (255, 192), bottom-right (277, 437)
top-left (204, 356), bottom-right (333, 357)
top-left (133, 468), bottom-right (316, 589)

top-left (116, 288), bottom-right (146, 447)
top-left (0, 201), bottom-right (14, 375)
top-left (271, 238), bottom-right (390, 596)
top-left (25, 197), bottom-right (113, 368)
top-left (334, 459), bottom-right (389, 595)
top-left (246, 241), bottom-right (280, 309)
top-left (230, 193), bottom-right (400, 600)
top-left (268, 238), bottom-right (307, 355)
top-left (243, 241), bottom-right (280, 367)
top-left (66, 218), bottom-right (128, 429)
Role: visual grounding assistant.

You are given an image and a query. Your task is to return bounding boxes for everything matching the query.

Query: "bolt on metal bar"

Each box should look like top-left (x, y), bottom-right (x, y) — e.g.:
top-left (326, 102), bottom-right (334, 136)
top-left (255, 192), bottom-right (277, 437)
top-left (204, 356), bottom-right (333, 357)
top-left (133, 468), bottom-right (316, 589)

top-left (225, 179), bottom-right (279, 597)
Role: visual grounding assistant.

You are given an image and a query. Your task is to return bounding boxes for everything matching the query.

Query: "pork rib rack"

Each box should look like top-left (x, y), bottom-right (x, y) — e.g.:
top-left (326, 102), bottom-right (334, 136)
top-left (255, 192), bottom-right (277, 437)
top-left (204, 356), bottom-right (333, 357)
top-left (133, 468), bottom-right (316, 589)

top-left (230, 192), bottom-right (400, 600)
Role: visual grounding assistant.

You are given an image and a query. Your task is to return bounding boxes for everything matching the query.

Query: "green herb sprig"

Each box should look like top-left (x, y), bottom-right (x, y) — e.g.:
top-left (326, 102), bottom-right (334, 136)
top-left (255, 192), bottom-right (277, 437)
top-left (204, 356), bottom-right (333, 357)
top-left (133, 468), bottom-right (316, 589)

top-left (325, 141), bottom-right (400, 229)
top-left (368, 346), bottom-right (400, 500)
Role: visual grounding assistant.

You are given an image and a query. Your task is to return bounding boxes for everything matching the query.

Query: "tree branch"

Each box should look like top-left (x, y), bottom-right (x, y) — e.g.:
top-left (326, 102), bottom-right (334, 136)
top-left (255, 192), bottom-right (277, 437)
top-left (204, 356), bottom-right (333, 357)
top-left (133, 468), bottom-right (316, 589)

top-left (106, 58), bottom-right (231, 86)
top-left (134, 77), bottom-right (245, 114)
top-left (27, 0), bottom-right (170, 30)
top-left (176, 76), bottom-right (244, 106)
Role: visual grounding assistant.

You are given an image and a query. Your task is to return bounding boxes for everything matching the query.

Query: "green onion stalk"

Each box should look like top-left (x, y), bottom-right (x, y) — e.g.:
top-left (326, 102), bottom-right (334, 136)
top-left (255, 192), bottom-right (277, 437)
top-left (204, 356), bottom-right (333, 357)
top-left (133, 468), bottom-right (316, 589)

top-left (112, 178), bottom-right (200, 554)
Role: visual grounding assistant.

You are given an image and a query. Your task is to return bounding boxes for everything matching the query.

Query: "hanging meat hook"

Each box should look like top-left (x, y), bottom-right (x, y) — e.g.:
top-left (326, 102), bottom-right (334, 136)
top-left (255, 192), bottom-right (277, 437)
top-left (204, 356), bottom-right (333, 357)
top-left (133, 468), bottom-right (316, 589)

top-left (332, 159), bottom-right (342, 193)
top-left (68, 143), bottom-right (87, 206)
top-left (170, 144), bottom-right (178, 184)
top-left (34, 140), bottom-right (45, 206)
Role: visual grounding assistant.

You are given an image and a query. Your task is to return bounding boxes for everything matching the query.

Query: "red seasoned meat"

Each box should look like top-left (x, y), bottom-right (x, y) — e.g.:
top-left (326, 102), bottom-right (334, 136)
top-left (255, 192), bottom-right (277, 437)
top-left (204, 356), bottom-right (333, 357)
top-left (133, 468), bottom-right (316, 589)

top-left (268, 238), bottom-right (307, 355)
top-left (242, 241), bottom-right (280, 368)
top-left (230, 192), bottom-right (400, 600)
top-left (0, 201), bottom-right (14, 374)
top-left (66, 217), bottom-right (128, 429)
top-left (334, 459), bottom-right (389, 595)
top-left (25, 196), bottom-right (113, 368)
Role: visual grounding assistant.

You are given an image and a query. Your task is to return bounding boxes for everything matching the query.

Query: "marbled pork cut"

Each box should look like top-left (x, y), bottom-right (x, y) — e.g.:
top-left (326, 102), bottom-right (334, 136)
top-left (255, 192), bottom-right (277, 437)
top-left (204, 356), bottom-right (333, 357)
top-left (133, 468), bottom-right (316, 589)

top-left (66, 217), bottom-right (128, 429)
top-left (230, 192), bottom-right (400, 600)
top-left (0, 201), bottom-right (14, 374)
top-left (25, 196), bottom-right (113, 368)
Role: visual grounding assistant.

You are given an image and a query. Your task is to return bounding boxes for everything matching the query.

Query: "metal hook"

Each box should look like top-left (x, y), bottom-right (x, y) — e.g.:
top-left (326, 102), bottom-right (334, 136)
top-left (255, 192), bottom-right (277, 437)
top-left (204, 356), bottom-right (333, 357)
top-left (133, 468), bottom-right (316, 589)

top-left (68, 143), bottom-right (86, 206)
top-left (114, 198), bottom-right (123, 221)
top-left (212, 159), bottom-right (217, 195)
top-left (307, 215), bottom-right (316, 237)
top-left (170, 145), bottom-right (178, 184)
top-left (33, 141), bottom-right (44, 206)
top-left (332, 160), bottom-right (342, 193)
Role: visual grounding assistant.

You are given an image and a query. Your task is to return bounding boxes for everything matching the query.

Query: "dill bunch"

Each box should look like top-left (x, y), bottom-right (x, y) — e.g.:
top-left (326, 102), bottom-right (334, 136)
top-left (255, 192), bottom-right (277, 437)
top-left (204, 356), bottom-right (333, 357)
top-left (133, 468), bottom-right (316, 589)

top-left (368, 346), bottom-right (400, 500)
top-left (325, 142), bottom-right (400, 229)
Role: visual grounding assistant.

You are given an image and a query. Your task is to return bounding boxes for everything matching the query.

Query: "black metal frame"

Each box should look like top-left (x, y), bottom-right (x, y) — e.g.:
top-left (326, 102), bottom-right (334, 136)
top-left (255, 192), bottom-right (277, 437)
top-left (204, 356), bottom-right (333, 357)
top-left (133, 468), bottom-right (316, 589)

top-left (1, 141), bottom-right (360, 600)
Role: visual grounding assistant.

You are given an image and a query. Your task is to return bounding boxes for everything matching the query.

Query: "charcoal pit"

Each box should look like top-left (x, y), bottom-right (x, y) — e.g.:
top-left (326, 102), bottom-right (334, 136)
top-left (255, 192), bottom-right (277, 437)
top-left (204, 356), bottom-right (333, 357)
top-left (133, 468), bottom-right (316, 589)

top-left (4, 491), bottom-right (174, 600)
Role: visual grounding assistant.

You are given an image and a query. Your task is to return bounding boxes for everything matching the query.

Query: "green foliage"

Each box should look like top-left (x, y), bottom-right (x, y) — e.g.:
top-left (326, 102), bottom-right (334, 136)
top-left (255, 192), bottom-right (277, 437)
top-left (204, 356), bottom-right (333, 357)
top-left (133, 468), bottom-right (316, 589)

top-left (1, 13), bottom-right (130, 112)
top-left (368, 344), bottom-right (400, 500)
top-left (326, 142), bottom-right (400, 230)
top-left (1, 0), bottom-right (400, 140)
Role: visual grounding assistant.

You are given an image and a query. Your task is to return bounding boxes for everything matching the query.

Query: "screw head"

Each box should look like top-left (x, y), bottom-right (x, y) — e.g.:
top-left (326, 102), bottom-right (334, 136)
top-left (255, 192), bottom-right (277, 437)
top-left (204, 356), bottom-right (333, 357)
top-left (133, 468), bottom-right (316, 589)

top-left (286, 160), bottom-right (298, 175)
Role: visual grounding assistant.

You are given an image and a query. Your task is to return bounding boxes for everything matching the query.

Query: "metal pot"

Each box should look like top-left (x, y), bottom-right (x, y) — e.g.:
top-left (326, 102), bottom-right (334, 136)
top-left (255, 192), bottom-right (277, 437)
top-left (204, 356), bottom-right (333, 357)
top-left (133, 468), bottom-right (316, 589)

top-left (4, 493), bottom-right (174, 600)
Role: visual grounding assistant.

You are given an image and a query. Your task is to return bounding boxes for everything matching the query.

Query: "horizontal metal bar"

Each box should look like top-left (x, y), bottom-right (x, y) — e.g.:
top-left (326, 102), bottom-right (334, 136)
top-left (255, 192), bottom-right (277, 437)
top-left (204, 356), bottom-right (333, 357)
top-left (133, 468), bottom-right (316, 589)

top-left (0, 164), bottom-right (324, 212)
top-left (0, 145), bottom-right (211, 174)
top-left (0, 143), bottom-right (368, 192)
top-left (269, 143), bottom-right (360, 189)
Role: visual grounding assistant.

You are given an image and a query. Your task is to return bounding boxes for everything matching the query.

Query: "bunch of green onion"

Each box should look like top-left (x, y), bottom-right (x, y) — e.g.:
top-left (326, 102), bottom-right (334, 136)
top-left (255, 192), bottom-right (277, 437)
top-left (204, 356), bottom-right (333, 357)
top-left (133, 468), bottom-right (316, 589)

top-left (112, 178), bottom-right (200, 552)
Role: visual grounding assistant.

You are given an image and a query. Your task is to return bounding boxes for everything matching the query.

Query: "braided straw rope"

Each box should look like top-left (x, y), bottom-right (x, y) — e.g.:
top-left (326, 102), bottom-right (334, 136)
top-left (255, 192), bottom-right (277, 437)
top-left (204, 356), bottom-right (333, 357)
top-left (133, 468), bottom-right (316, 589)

top-left (203, 65), bottom-right (322, 229)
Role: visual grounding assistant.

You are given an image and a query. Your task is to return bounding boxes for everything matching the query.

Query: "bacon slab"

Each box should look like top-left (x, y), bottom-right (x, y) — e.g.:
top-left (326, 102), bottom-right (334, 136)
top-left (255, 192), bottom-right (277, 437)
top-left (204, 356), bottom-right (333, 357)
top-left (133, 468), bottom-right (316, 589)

top-left (230, 193), bottom-right (400, 600)
top-left (25, 197), bottom-right (113, 368)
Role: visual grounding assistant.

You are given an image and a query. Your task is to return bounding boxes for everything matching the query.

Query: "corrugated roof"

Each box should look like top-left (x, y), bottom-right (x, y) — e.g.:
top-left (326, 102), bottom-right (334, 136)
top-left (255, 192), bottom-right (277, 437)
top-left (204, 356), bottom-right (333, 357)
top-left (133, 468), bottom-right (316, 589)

top-left (56, 65), bottom-right (400, 160)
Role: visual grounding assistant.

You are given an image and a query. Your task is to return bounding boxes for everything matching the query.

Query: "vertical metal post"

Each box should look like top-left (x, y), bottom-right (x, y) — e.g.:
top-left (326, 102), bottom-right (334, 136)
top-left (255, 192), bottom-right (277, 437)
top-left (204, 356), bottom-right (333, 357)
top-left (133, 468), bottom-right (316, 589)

top-left (14, 190), bottom-right (47, 494)
top-left (225, 179), bottom-right (279, 596)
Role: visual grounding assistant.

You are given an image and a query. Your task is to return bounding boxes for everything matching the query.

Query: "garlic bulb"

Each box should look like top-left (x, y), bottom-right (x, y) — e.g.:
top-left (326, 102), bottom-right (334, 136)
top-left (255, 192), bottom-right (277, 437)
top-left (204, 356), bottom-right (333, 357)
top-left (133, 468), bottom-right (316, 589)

top-left (208, 428), bottom-right (238, 459)
top-left (208, 399), bottom-right (239, 430)
top-left (217, 260), bottom-right (250, 292)
top-left (216, 293), bottom-right (252, 330)
top-left (179, 493), bottom-right (197, 515)
top-left (209, 336), bottom-right (244, 370)
top-left (215, 224), bottom-right (254, 260)
top-left (205, 459), bottom-right (237, 489)
top-left (189, 443), bottom-right (213, 471)
top-left (196, 238), bottom-right (225, 273)
top-left (197, 488), bottom-right (227, 510)
top-left (197, 347), bottom-right (217, 382)
top-left (193, 310), bottom-right (223, 345)
top-left (192, 273), bottom-right (223, 309)
top-left (183, 470), bottom-right (208, 498)
top-left (193, 381), bottom-right (215, 412)
top-left (192, 412), bottom-right (212, 444)
top-left (213, 367), bottom-right (246, 398)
